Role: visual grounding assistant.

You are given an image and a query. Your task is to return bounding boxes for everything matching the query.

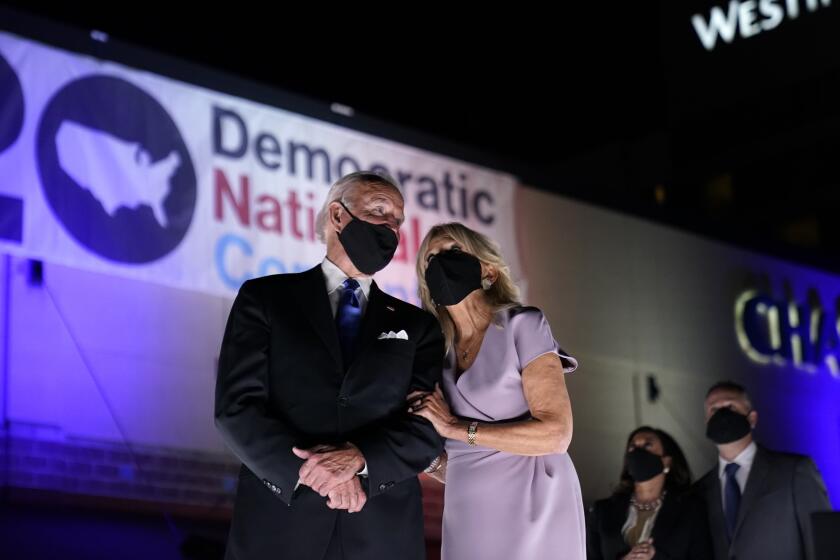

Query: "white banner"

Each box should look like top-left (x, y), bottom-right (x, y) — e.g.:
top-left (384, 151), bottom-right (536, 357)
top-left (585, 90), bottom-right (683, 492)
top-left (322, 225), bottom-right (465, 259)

top-left (0, 31), bottom-right (520, 304)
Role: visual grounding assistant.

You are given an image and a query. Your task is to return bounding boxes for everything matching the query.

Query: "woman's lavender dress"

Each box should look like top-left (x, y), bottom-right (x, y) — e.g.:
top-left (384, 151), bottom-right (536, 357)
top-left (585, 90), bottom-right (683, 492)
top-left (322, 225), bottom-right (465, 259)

top-left (440, 306), bottom-right (586, 560)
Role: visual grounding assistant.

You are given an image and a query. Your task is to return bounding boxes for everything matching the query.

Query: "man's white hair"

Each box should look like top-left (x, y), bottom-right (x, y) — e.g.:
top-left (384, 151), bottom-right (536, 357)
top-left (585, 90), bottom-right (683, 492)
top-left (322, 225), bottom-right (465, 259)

top-left (315, 171), bottom-right (403, 243)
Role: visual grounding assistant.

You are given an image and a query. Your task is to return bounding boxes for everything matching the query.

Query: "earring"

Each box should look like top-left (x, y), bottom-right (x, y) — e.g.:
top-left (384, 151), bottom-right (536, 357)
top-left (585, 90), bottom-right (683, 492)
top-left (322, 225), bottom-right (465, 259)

top-left (663, 467), bottom-right (670, 474)
top-left (481, 277), bottom-right (493, 290)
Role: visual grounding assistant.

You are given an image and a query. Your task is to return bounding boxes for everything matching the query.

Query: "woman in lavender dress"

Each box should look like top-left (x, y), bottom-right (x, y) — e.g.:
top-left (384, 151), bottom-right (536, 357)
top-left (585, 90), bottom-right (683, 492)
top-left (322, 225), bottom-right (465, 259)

top-left (407, 223), bottom-right (586, 560)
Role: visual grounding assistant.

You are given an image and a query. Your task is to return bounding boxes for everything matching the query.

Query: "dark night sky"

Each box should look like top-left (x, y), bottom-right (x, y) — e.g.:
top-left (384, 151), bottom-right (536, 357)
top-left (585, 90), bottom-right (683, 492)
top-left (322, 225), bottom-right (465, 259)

top-left (0, 3), bottom-right (666, 164)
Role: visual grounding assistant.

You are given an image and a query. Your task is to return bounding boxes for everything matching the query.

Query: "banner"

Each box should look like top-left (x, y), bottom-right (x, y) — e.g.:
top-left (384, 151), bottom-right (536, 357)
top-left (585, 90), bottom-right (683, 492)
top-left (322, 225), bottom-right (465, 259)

top-left (0, 31), bottom-right (521, 304)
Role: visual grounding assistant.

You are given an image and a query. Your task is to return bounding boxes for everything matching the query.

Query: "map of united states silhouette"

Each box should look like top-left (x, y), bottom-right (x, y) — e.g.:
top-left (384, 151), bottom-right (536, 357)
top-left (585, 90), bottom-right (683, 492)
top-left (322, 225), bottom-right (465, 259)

top-left (56, 121), bottom-right (181, 227)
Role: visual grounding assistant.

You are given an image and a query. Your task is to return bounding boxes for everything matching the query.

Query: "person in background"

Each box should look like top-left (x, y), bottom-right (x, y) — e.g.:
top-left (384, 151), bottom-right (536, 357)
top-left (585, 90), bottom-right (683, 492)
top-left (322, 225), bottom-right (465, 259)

top-left (588, 426), bottom-right (711, 560)
top-left (695, 381), bottom-right (832, 560)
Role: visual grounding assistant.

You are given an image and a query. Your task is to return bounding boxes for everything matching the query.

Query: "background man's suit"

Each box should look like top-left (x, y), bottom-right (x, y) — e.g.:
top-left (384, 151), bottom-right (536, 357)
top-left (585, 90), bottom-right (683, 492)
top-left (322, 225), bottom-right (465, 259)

top-left (696, 445), bottom-right (831, 560)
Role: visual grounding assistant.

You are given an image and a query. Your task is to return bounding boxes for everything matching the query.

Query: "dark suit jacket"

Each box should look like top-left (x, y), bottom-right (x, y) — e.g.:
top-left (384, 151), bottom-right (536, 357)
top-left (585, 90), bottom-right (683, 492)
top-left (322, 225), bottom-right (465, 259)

top-left (588, 490), bottom-right (712, 560)
top-left (696, 445), bottom-right (832, 560)
top-left (215, 265), bottom-right (445, 560)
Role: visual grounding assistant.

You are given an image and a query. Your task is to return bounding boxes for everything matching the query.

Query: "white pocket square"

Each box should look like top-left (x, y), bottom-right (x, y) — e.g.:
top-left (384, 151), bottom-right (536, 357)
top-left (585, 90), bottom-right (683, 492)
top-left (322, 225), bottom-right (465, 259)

top-left (378, 330), bottom-right (409, 340)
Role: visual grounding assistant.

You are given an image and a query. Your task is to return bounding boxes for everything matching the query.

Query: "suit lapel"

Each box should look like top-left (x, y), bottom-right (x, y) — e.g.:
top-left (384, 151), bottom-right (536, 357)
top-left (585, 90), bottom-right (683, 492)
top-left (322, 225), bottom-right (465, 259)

top-left (611, 493), bottom-right (632, 535)
top-left (651, 491), bottom-right (678, 542)
top-left (295, 265), bottom-right (342, 369)
top-left (351, 281), bottom-right (388, 365)
top-left (703, 471), bottom-right (730, 556)
top-left (601, 495), bottom-right (632, 554)
top-left (733, 445), bottom-right (770, 539)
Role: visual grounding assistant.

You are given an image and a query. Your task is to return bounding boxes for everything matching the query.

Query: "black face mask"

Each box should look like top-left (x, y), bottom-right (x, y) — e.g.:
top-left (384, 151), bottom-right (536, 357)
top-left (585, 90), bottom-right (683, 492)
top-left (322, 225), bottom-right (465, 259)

top-left (337, 202), bottom-right (399, 275)
top-left (425, 249), bottom-right (483, 306)
top-left (706, 407), bottom-right (752, 445)
top-left (625, 448), bottom-right (665, 482)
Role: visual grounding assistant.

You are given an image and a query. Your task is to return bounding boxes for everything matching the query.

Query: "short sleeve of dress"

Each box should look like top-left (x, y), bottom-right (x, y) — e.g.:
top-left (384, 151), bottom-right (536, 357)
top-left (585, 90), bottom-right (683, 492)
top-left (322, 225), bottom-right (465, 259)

top-left (511, 307), bottom-right (579, 373)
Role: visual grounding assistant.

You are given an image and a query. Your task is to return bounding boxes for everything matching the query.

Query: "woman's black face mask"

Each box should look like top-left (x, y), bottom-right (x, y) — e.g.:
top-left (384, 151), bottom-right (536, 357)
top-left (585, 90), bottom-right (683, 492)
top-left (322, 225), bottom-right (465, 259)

top-left (425, 249), bottom-right (483, 306)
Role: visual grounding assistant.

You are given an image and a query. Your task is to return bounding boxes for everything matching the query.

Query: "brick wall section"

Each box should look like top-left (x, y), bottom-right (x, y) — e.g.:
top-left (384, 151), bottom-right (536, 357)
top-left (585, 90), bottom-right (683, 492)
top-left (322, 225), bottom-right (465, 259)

top-left (0, 432), bottom-right (239, 509)
top-left (1, 430), bottom-right (446, 540)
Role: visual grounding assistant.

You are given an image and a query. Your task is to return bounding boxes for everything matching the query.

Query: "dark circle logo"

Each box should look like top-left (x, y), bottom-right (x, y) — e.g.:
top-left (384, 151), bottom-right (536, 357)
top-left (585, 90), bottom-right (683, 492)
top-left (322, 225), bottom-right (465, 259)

top-left (0, 53), bottom-right (24, 153)
top-left (37, 75), bottom-right (196, 263)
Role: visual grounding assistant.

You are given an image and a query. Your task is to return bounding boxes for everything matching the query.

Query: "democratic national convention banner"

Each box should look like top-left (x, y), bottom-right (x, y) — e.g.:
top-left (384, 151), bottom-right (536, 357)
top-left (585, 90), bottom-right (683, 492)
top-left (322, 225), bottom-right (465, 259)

top-left (0, 31), bottom-right (521, 304)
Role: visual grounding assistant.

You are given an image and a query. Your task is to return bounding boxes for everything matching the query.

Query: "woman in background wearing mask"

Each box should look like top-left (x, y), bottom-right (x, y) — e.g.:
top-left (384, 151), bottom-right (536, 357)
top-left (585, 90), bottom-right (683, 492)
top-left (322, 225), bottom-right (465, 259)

top-left (588, 427), bottom-right (711, 560)
top-left (406, 222), bottom-right (585, 560)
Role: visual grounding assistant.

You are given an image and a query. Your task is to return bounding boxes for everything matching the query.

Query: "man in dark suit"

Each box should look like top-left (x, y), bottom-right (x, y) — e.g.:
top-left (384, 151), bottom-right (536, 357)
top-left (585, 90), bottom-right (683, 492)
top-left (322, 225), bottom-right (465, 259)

top-left (215, 171), bottom-right (445, 560)
top-left (696, 381), bottom-right (832, 560)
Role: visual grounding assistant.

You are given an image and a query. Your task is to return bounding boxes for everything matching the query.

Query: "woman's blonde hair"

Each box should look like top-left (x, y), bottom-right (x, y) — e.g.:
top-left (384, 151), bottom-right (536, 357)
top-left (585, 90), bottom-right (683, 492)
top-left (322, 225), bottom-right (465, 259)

top-left (416, 223), bottom-right (521, 352)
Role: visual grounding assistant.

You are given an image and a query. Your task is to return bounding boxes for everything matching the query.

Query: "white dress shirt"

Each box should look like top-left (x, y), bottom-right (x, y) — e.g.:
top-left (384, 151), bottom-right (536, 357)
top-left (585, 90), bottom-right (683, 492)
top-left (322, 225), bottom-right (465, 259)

top-left (718, 440), bottom-right (757, 510)
top-left (322, 256), bottom-right (373, 317)
top-left (294, 258), bottom-right (370, 491)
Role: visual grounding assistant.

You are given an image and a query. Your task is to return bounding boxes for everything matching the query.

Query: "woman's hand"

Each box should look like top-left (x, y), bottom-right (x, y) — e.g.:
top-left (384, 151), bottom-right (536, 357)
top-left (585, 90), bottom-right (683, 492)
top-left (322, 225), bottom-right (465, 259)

top-left (622, 539), bottom-right (655, 560)
top-left (407, 383), bottom-right (459, 437)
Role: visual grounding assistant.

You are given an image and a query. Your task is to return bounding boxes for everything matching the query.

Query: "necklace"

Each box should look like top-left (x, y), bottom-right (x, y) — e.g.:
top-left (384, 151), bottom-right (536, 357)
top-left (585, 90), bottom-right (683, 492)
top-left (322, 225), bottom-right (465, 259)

top-left (458, 338), bottom-right (479, 361)
top-left (630, 490), bottom-right (666, 511)
top-left (455, 312), bottom-right (492, 362)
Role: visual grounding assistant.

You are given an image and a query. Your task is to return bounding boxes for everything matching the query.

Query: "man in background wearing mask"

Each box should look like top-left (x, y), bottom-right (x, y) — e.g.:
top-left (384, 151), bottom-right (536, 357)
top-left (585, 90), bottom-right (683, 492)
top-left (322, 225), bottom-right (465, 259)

top-left (215, 171), bottom-right (445, 560)
top-left (695, 381), bottom-right (831, 560)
